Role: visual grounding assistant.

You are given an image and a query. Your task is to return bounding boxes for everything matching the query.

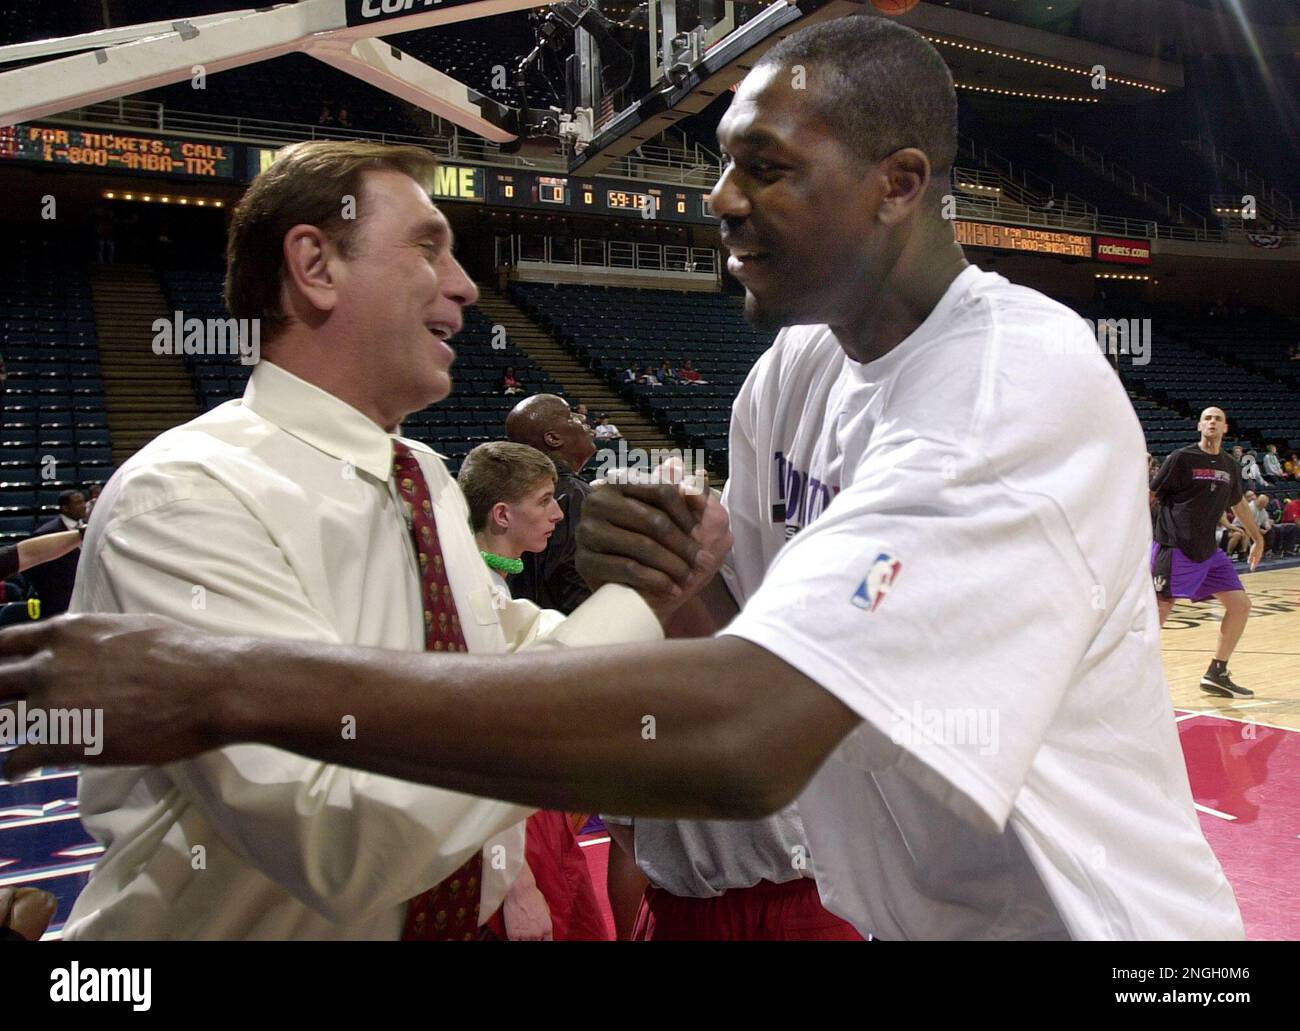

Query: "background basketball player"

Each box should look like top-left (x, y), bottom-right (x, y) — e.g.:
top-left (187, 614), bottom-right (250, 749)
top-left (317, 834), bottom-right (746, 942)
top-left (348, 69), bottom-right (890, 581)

top-left (1151, 406), bottom-right (1264, 698)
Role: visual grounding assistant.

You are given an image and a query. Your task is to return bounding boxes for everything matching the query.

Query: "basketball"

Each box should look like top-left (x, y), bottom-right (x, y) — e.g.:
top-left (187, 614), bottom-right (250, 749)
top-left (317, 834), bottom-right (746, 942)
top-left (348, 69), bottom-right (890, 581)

top-left (871, 0), bottom-right (920, 14)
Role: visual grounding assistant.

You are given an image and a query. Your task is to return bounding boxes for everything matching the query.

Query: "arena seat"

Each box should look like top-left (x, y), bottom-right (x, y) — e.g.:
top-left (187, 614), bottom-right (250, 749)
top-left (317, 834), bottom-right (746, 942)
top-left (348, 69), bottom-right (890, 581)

top-left (0, 243), bottom-right (114, 542)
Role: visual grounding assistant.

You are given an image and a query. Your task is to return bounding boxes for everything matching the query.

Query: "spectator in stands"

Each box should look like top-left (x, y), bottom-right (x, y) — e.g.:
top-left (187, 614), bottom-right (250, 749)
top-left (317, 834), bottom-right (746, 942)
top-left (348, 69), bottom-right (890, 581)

top-left (337, 106), bottom-right (352, 130)
top-left (1282, 495), bottom-right (1300, 526)
top-left (457, 440), bottom-right (610, 941)
top-left (85, 483), bottom-right (103, 516)
top-left (1287, 343), bottom-right (1300, 361)
top-left (1286, 452), bottom-right (1300, 477)
top-left (500, 365), bottom-right (524, 395)
top-left (594, 415), bottom-right (622, 442)
top-left (1260, 494), bottom-right (1299, 556)
top-left (1222, 512), bottom-right (1249, 561)
top-left (620, 365), bottom-right (637, 384)
top-left (504, 392), bottom-right (598, 615)
top-left (1216, 512), bottom-right (1233, 555)
top-left (54, 140), bottom-right (664, 941)
top-left (574, 402), bottom-right (596, 427)
top-left (677, 359), bottom-right (707, 385)
top-left (459, 441), bottom-right (562, 593)
top-left (1262, 444), bottom-right (1288, 482)
top-left (639, 366), bottom-right (661, 386)
top-left (25, 490), bottom-right (86, 617)
top-left (1248, 491), bottom-right (1289, 553)
top-left (94, 205), bottom-right (115, 264)
top-left (658, 359), bottom-right (678, 384)
top-left (317, 104), bottom-right (335, 127)
top-left (1240, 451), bottom-right (1267, 492)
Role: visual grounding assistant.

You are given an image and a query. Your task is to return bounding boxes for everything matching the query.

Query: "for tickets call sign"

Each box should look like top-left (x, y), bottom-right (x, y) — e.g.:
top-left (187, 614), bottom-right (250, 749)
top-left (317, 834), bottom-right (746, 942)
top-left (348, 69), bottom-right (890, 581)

top-left (0, 124), bottom-right (237, 179)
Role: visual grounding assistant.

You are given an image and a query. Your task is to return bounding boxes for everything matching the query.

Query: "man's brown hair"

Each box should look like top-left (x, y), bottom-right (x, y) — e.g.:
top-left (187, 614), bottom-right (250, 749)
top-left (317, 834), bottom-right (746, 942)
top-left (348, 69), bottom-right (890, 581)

top-left (457, 441), bottom-right (557, 532)
top-left (225, 141), bottom-right (440, 341)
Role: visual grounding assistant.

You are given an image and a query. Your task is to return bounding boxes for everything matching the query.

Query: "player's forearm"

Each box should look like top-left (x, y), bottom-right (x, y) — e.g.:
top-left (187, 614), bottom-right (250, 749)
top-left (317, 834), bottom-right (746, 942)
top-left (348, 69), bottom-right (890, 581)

top-left (217, 634), bottom-right (855, 819)
top-left (16, 530), bottom-right (80, 571)
top-left (663, 574), bottom-right (740, 639)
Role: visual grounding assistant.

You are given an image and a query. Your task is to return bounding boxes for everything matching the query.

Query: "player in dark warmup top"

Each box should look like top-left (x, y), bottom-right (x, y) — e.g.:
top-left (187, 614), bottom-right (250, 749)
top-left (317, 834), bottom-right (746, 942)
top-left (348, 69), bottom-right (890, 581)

top-left (1150, 407), bottom-right (1264, 698)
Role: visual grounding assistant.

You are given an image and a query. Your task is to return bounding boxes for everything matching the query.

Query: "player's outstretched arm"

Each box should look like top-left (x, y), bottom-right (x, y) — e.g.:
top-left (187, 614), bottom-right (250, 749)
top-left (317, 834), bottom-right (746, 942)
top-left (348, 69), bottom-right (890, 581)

top-left (0, 616), bottom-right (859, 820)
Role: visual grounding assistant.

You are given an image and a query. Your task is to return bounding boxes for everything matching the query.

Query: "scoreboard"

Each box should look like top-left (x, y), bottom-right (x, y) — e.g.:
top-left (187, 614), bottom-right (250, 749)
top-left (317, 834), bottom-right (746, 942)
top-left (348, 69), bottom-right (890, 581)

top-left (0, 124), bottom-right (237, 179)
top-left (3, 121), bottom-right (715, 224)
top-left (0, 122), bottom-right (1146, 256)
top-left (489, 169), bottom-right (709, 223)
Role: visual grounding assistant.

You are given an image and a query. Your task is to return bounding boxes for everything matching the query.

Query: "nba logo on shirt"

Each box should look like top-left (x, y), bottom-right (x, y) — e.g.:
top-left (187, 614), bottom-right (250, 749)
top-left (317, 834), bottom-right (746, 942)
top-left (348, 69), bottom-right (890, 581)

top-left (852, 553), bottom-right (902, 612)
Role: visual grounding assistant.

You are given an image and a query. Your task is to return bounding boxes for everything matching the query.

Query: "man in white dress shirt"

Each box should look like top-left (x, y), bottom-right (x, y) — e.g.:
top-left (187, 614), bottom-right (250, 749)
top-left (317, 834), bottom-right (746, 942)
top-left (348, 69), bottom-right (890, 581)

top-left (59, 141), bottom-right (664, 939)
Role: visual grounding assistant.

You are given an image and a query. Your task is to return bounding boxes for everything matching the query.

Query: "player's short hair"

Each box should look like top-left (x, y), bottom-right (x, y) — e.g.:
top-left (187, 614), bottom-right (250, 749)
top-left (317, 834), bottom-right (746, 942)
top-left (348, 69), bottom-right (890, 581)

top-left (226, 140), bottom-right (440, 342)
top-left (458, 442), bottom-right (557, 532)
top-left (755, 16), bottom-right (958, 177)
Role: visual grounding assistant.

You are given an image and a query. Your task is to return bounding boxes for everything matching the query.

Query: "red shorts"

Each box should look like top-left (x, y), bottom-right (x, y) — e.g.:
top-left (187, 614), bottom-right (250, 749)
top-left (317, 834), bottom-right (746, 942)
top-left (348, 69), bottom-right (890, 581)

top-left (525, 810), bottom-right (610, 941)
top-left (484, 811), bottom-right (611, 941)
top-left (633, 877), bottom-right (866, 941)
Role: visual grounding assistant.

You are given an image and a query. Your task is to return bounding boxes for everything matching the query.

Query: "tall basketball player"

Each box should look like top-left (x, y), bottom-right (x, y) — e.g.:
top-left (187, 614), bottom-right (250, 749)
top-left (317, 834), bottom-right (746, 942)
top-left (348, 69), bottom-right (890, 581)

top-left (1151, 407), bottom-right (1264, 698)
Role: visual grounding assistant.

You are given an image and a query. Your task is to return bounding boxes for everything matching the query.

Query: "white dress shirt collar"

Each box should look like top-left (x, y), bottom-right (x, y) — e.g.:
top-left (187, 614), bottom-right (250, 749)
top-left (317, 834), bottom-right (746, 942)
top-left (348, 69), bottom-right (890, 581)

top-left (243, 360), bottom-right (435, 482)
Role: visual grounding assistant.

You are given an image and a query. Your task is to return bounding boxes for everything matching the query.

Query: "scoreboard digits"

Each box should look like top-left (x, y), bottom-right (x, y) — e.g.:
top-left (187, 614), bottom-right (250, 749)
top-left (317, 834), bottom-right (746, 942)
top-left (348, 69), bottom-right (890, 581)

top-left (538, 176), bottom-right (566, 204)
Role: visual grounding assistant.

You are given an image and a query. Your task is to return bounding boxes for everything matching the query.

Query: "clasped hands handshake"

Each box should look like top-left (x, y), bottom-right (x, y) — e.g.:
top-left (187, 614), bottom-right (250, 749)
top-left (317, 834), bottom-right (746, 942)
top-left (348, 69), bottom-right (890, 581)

top-left (0, 463), bottom-right (733, 775)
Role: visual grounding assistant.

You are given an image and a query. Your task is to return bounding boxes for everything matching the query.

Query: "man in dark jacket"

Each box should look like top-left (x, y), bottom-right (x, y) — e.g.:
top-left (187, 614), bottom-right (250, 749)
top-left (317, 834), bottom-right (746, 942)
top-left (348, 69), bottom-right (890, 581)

top-left (26, 489), bottom-right (86, 616)
top-left (504, 395), bottom-right (597, 613)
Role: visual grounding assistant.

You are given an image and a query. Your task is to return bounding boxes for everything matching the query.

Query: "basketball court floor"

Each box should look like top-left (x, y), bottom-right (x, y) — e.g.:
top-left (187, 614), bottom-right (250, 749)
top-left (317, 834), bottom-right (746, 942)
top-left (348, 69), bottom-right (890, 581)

top-left (3, 561), bottom-right (1299, 940)
top-left (1160, 561), bottom-right (1300, 940)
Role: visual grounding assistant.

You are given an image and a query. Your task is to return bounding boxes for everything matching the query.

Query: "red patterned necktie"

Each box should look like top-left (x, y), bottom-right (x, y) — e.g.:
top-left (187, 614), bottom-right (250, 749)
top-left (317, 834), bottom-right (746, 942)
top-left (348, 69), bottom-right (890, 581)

top-left (393, 440), bottom-right (482, 941)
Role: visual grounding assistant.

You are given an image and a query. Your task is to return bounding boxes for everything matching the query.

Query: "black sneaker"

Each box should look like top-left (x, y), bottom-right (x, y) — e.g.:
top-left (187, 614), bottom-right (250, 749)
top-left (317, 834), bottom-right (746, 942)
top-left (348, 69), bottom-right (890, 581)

top-left (1200, 668), bottom-right (1254, 699)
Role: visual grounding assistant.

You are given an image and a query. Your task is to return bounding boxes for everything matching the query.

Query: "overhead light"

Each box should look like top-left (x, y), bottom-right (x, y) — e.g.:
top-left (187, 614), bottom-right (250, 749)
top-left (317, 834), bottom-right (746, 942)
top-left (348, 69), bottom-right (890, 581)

top-left (926, 34), bottom-right (1167, 93)
top-left (954, 81), bottom-right (1100, 103)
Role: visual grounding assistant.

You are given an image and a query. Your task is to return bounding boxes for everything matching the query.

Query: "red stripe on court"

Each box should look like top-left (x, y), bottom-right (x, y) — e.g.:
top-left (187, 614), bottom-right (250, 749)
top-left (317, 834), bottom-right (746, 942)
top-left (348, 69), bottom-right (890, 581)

top-left (1177, 712), bottom-right (1300, 939)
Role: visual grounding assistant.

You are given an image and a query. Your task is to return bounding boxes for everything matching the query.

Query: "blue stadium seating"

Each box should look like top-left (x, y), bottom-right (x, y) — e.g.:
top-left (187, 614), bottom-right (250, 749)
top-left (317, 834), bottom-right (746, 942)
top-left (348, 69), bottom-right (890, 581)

top-left (0, 244), bottom-right (114, 542)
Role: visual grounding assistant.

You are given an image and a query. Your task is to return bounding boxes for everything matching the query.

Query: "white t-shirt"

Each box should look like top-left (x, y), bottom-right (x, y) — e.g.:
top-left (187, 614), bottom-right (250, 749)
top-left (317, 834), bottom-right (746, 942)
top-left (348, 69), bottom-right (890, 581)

top-left (719, 266), bottom-right (1243, 940)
